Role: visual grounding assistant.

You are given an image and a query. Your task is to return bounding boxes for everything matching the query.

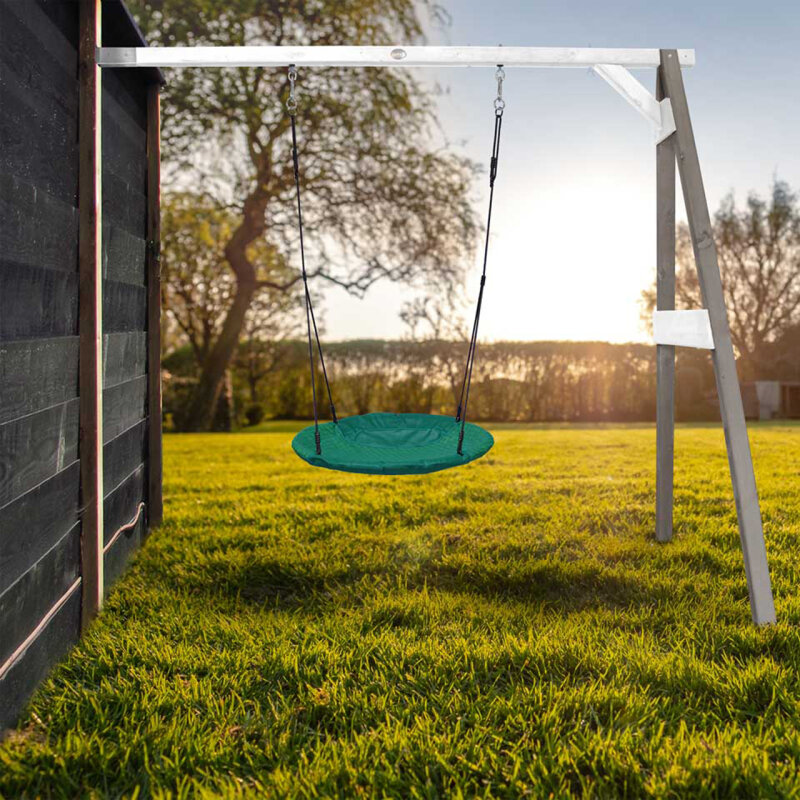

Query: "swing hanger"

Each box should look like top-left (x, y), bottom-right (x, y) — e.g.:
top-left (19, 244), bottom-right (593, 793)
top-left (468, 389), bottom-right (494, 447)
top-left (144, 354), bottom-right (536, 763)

top-left (494, 65), bottom-right (506, 114)
top-left (286, 64), bottom-right (298, 114)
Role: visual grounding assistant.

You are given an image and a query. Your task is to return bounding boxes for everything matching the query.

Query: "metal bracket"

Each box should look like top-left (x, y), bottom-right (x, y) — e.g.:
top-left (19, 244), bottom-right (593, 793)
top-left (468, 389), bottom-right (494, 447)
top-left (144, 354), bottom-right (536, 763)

top-left (593, 64), bottom-right (676, 144)
top-left (653, 309), bottom-right (714, 349)
top-left (147, 238), bottom-right (161, 263)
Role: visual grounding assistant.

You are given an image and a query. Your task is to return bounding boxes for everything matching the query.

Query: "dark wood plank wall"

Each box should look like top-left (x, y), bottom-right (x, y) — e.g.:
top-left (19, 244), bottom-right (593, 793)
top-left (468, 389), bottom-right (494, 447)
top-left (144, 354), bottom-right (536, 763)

top-left (101, 63), bottom-right (150, 589)
top-left (0, 0), bottom-right (83, 731)
top-left (0, 0), bottom-right (160, 729)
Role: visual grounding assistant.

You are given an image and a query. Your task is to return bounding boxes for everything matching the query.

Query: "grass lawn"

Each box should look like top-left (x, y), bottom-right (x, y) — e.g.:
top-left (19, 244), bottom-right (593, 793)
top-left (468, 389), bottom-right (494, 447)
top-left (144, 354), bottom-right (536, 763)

top-left (3, 423), bottom-right (800, 797)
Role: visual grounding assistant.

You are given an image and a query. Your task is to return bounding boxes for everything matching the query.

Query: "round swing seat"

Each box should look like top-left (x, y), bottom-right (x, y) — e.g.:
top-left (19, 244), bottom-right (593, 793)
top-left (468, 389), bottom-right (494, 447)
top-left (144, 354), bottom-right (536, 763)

top-left (292, 412), bottom-right (494, 475)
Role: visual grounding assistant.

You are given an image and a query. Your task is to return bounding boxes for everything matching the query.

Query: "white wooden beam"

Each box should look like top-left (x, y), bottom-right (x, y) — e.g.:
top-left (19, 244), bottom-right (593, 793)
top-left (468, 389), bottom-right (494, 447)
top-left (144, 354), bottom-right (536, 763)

top-left (593, 64), bottom-right (676, 143)
top-left (653, 309), bottom-right (714, 349)
top-left (97, 45), bottom-right (695, 70)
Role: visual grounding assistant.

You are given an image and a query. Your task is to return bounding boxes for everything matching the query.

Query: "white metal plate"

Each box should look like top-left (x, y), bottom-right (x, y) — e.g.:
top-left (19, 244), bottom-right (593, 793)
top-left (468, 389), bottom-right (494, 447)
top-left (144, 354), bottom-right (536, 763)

top-left (653, 309), bottom-right (714, 349)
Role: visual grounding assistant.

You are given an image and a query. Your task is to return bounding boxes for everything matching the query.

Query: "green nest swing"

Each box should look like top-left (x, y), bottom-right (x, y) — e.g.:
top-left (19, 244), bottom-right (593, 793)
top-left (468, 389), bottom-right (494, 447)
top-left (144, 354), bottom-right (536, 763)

top-left (287, 65), bottom-right (507, 476)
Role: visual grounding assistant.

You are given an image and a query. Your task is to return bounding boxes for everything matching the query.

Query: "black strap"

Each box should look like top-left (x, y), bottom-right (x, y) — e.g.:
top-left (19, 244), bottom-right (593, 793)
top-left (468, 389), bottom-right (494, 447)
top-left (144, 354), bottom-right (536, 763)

top-left (456, 104), bottom-right (504, 455)
top-left (290, 110), bottom-right (337, 455)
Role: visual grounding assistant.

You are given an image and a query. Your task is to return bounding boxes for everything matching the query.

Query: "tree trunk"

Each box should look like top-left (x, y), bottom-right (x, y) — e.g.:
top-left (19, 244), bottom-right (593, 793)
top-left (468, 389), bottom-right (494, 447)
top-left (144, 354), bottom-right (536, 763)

top-left (181, 185), bottom-right (270, 431)
top-left (182, 280), bottom-right (257, 430)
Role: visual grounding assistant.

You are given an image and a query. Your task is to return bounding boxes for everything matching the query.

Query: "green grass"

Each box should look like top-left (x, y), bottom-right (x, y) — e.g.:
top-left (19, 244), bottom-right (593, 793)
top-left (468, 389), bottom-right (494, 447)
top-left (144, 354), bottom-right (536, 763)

top-left (3, 423), bottom-right (800, 798)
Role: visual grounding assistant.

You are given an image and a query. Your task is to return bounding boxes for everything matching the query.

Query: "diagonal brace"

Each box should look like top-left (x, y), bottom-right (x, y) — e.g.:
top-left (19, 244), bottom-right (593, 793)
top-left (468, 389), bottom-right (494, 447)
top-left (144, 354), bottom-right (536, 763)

top-left (593, 64), bottom-right (676, 143)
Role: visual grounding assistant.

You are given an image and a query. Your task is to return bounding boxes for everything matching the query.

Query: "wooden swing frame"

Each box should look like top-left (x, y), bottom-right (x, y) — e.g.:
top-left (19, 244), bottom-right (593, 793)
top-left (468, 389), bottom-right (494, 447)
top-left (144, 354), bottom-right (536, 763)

top-left (79, 0), bottom-right (775, 625)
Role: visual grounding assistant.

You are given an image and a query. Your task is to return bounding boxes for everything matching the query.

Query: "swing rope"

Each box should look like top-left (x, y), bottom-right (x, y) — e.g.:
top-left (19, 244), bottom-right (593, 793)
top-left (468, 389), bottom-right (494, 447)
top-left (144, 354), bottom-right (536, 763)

top-left (287, 65), bottom-right (337, 455)
top-left (455, 66), bottom-right (506, 455)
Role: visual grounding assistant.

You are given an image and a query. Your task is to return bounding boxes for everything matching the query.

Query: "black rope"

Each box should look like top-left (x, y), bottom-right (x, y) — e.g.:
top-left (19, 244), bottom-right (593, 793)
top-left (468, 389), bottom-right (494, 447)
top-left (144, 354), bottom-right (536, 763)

top-left (456, 97), bottom-right (504, 456)
top-left (289, 89), bottom-right (337, 455)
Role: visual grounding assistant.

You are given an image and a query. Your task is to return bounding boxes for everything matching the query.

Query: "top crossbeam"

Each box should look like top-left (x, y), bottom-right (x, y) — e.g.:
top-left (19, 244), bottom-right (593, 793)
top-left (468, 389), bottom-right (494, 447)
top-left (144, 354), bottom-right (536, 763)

top-left (97, 45), bottom-right (695, 69)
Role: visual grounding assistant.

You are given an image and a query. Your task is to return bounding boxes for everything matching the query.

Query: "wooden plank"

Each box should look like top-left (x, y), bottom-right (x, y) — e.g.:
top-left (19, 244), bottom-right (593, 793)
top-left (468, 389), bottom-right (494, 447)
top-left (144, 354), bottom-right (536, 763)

top-left (0, 581), bottom-right (80, 730)
top-left (103, 375), bottom-right (147, 444)
top-left (596, 63), bottom-right (662, 125)
top-left (0, 262), bottom-right (79, 341)
top-left (146, 84), bottom-right (163, 529)
top-left (0, 68), bottom-right (79, 206)
top-left (0, 463), bottom-right (81, 596)
top-left (661, 50), bottom-right (776, 625)
top-left (103, 224), bottom-right (147, 286)
top-left (103, 170), bottom-right (147, 236)
top-left (656, 63), bottom-right (676, 545)
top-left (102, 67), bottom-right (148, 132)
top-left (102, 116), bottom-right (147, 197)
top-left (103, 331), bottom-right (147, 387)
top-left (98, 45), bottom-right (697, 69)
top-left (0, 0), bottom-right (78, 76)
top-left (103, 419), bottom-right (147, 493)
top-left (0, 337), bottom-right (79, 425)
top-left (78, 0), bottom-right (103, 630)
top-left (0, 399), bottom-right (79, 507)
top-left (103, 462), bottom-right (145, 543)
top-left (103, 280), bottom-right (147, 333)
top-left (0, 3), bottom-right (78, 118)
top-left (0, 524), bottom-right (81, 666)
top-left (0, 173), bottom-right (79, 274)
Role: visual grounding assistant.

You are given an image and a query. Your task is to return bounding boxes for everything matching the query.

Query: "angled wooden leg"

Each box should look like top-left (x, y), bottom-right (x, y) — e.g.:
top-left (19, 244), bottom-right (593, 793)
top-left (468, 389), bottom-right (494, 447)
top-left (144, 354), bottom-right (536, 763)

top-left (655, 65), bottom-right (676, 543)
top-left (661, 50), bottom-right (776, 625)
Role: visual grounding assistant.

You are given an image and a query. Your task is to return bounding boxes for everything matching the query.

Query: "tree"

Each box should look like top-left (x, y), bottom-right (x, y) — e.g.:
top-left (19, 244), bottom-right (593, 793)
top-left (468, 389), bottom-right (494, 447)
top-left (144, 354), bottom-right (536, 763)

top-left (161, 191), bottom-right (298, 427)
top-left (130, 0), bottom-right (479, 430)
top-left (642, 180), bottom-right (800, 379)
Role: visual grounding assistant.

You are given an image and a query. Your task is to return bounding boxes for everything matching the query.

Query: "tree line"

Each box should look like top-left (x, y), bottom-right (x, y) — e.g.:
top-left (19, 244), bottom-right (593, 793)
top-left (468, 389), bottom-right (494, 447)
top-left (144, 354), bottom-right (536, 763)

top-left (163, 338), bottom-right (765, 428)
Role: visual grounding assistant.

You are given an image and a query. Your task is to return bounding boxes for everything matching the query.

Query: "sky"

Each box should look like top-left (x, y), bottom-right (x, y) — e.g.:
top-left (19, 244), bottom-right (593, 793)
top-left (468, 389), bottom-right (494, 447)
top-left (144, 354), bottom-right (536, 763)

top-left (326, 0), bottom-right (800, 343)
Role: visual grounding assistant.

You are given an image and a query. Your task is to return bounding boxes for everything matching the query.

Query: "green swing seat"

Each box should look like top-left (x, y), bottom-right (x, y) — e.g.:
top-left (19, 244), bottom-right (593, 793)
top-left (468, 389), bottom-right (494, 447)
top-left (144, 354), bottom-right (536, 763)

top-left (292, 412), bottom-right (494, 475)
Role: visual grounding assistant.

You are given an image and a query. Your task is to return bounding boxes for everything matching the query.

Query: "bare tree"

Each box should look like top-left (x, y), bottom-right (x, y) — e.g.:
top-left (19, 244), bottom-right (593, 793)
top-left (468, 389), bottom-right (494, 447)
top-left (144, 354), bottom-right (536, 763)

top-left (642, 179), bottom-right (800, 379)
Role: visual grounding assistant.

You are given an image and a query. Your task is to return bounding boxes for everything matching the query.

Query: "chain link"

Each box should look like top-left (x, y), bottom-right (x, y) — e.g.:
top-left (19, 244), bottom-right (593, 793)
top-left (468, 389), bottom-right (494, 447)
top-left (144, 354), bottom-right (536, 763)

top-left (494, 65), bottom-right (506, 113)
top-left (286, 64), bottom-right (298, 114)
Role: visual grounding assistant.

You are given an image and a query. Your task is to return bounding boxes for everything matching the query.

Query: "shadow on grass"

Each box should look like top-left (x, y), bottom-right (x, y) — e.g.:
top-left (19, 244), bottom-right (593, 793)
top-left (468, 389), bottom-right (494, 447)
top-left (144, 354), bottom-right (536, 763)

top-left (154, 548), bottom-right (702, 618)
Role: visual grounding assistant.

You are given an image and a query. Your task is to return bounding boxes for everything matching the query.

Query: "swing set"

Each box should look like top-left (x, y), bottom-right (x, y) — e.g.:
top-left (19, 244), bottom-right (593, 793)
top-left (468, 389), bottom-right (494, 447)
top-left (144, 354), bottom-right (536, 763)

top-left (94, 43), bottom-right (776, 625)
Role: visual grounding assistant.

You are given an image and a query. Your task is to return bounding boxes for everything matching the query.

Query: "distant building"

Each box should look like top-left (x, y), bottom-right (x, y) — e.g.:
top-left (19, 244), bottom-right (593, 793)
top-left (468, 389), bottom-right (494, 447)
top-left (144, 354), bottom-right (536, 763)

top-left (742, 381), bottom-right (800, 420)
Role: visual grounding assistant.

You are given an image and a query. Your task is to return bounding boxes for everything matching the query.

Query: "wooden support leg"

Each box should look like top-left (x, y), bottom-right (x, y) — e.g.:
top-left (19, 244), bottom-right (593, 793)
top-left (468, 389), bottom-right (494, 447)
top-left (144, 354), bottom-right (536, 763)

top-left (146, 84), bottom-right (163, 529)
top-left (78, 0), bottom-right (103, 630)
top-left (655, 65), bottom-right (676, 544)
top-left (661, 50), bottom-right (776, 625)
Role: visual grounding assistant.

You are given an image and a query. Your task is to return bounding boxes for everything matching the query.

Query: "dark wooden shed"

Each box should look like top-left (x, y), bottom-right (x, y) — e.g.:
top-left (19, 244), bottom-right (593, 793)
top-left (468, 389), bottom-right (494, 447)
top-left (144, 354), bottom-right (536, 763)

top-left (0, 0), bottom-right (162, 729)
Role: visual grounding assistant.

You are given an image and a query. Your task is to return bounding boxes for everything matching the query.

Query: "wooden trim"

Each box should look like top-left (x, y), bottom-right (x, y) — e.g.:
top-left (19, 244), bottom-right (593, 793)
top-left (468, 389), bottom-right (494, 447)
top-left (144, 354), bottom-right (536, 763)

top-left (146, 84), bottom-right (163, 529)
top-left (661, 49), bottom-right (776, 625)
top-left (655, 63), bottom-right (676, 544)
top-left (78, 0), bottom-right (103, 631)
